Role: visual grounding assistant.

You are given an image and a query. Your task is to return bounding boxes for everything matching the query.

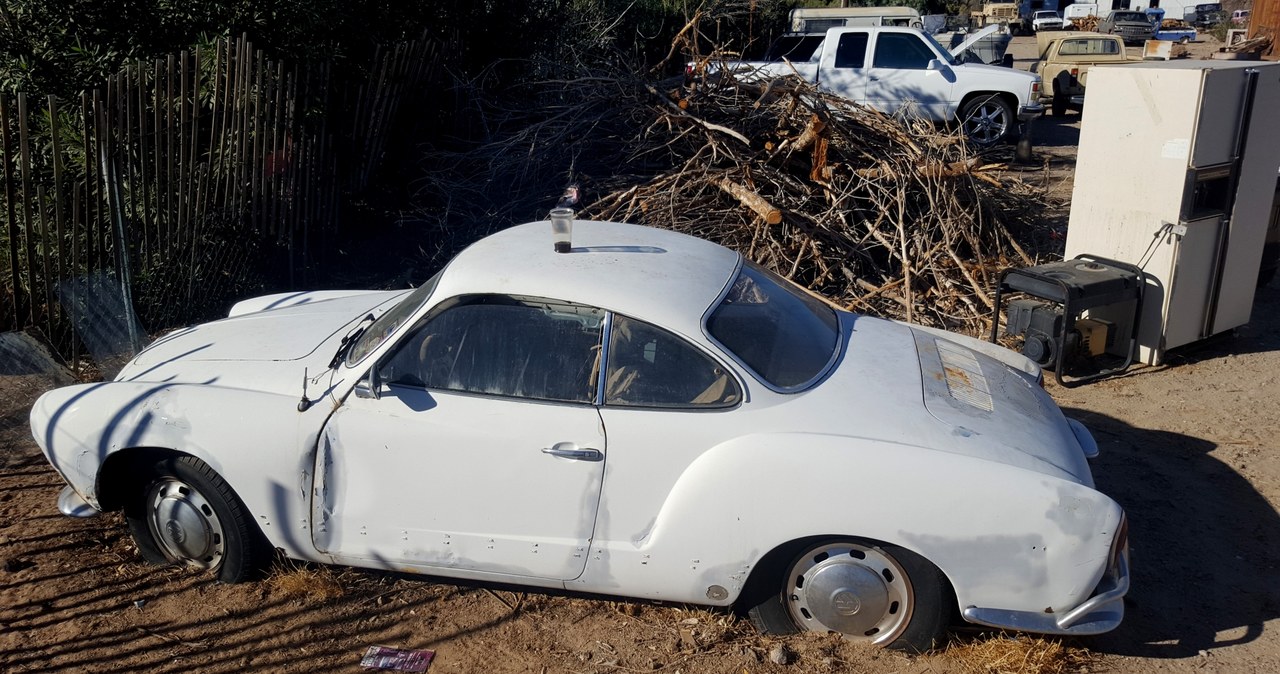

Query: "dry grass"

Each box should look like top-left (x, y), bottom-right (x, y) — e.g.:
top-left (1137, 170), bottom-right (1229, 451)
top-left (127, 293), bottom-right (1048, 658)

top-left (948, 634), bottom-right (1097, 674)
top-left (267, 560), bottom-right (346, 601)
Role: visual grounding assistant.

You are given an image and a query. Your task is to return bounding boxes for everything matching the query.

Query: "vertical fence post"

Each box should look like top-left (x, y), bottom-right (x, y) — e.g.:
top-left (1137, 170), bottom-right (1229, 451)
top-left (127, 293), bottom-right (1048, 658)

top-left (17, 93), bottom-right (38, 329)
top-left (102, 150), bottom-right (143, 354)
top-left (1, 95), bottom-right (22, 330)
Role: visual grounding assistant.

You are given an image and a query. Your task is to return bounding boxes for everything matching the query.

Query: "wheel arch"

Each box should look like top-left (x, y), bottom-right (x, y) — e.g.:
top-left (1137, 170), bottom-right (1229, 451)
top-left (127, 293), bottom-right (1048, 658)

top-left (956, 90), bottom-right (1019, 120)
top-left (96, 446), bottom-right (197, 511)
top-left (736, 533), bottom-right (959, 613)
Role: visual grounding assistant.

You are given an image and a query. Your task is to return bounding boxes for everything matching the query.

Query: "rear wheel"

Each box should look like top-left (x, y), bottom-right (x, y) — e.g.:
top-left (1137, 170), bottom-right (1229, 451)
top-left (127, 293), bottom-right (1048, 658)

top-left (125, 455), bottom-right (269, 583)
top-left (746, 538), bottom-right (951, 653)
top-left (1052, 72), bottom-right (1072, 117)
top-left (1052, 92), bottom-right (1068, 117)
top-left (960, 95), bottom-right (1015, 146)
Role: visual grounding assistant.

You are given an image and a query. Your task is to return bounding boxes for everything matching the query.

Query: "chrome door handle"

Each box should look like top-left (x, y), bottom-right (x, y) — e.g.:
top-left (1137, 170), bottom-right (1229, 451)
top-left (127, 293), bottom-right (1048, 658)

top-left (541, 443), bottom-right (603, 462)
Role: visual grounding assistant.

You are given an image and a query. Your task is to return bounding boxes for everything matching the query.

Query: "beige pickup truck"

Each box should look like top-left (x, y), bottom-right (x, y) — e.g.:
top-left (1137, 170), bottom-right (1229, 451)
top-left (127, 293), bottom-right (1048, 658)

top-left (1029, 31), bottom-right (1140, 116)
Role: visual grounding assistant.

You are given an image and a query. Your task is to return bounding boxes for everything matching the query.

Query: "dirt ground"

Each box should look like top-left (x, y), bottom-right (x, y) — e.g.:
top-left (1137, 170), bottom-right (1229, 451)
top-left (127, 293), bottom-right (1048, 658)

top-left (3, 34), bottom-right (1279, 674)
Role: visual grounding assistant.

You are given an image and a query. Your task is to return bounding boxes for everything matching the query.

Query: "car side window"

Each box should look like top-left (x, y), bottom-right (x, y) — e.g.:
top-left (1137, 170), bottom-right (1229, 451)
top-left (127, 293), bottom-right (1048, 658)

top-left (872, 33), bottom-right (935, 69)
top-left (833, 32), bottom-right (869, 68)
top-left (605, 315), bottom-right (741, 409)
top-left (379, 297), bottom-right (603, 404)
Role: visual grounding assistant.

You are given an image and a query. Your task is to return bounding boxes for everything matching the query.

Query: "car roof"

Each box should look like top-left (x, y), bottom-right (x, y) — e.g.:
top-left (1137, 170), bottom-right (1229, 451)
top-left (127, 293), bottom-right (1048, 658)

top-left (434, 220), bottom-right (743, 335)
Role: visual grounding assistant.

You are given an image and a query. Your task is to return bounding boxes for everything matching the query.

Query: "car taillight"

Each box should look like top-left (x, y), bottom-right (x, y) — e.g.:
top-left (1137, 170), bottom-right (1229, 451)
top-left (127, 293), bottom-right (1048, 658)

top-left (1108, 514), bottom-right (1129, 573)
top-left (1031, 81), bottom-right (1041, 96)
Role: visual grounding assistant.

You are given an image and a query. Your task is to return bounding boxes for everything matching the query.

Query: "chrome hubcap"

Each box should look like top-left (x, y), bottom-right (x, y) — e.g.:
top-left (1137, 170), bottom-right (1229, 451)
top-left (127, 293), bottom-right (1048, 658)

top-left (784, 542), bottom-right (914, 644)
top-left (964, 101), bottom-right (1009, 145)
top-left (145, 478), bottom-right (225, 569)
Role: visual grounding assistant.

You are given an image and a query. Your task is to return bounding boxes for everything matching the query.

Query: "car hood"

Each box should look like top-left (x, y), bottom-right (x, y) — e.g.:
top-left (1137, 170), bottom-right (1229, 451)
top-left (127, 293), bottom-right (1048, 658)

top-left (949, 24), bottom-right (1002, 56)
top-left (794, 316), bottom-right (1093, 485)
top-left (115, 290), bottom-right (408, 390)
top-left (955, 61), bottom-right (1038, 83)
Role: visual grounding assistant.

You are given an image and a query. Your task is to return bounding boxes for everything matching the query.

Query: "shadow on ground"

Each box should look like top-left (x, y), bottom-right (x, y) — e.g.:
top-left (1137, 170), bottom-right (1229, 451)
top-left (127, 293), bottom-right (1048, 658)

top-left (1067, 406), bottom-right (1279, 658)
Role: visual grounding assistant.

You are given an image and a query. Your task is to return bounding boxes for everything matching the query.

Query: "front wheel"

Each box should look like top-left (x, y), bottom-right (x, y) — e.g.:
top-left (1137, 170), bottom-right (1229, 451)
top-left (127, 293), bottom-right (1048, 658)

top-left (746, 539), bottom-right (951, 652)
top-left (125, 455), bottom-right (269, 583)
top-left (960, 95), bottom-right (1015, 146)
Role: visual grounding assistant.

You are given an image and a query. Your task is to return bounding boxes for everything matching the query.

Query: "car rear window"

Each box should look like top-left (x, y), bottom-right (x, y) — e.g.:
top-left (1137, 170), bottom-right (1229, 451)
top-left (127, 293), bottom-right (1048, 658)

top-left (1060, 38), bottom-right (1120, 56)
top-left (706, 262), bottom-right (840, 390)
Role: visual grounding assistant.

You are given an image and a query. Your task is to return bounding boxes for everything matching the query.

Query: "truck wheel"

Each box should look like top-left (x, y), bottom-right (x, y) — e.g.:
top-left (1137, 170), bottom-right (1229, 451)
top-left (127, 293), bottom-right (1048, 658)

top-left (1052, 72), bottom-right (1072, 116)
top-left (960, 95), bottom-right (1014, 146)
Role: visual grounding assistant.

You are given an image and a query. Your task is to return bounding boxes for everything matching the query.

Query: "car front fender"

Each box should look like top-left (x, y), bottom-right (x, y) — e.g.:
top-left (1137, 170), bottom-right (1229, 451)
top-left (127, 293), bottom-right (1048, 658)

top-left (30, 381), bottom-right (335, 561)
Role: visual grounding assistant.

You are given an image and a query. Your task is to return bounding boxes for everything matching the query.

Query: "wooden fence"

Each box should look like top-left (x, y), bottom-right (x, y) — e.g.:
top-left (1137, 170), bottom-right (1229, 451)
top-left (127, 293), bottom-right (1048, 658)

top-left (1, 34), bottom-right (438, 370)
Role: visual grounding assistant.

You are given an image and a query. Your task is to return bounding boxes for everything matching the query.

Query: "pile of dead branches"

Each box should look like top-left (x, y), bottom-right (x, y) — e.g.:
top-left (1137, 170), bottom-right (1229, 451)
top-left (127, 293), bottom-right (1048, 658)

top-left (1071, 15), bottom-right (1101, 32)
top-left (416, 46), bottom-right (1058, 335)
top-left (573, 70), bottom-right (1055, 334)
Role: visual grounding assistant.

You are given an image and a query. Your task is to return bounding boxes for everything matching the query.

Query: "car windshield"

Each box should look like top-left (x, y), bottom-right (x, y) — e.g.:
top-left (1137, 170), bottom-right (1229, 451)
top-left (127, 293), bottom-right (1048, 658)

top-left (706, 262), bottom-right (840, 390)
top-left (344, 271), bottom-right (441, 366)
top-left (1114, 12), bottom-right (1146, 21)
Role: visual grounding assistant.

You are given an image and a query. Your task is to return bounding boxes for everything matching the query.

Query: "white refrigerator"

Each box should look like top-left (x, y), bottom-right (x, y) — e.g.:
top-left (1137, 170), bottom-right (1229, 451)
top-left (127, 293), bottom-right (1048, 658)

top-left (1065, 59), bottom-right (1280, 365)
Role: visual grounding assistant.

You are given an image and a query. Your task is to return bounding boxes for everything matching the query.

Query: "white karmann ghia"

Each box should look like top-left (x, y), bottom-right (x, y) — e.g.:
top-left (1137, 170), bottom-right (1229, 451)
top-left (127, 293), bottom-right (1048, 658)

top-left (31, 219), bottom-right (1128, 651)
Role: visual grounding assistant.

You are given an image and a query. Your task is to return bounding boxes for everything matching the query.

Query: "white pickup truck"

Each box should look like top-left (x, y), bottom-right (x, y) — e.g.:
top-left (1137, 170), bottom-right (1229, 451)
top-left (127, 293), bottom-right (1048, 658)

top-left (725, 26), bottom-right (1043, 145)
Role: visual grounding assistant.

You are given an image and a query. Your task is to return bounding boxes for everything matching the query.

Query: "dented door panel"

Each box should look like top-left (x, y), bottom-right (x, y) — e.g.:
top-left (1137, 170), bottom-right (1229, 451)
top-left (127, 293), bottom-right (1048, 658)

top-left (315, 387), bottom-right (605, 580)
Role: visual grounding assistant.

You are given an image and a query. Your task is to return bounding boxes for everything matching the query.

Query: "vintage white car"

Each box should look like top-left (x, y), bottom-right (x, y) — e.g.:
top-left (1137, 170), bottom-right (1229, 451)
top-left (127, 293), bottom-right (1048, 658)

top-left (31, 219), bottom-right (1128, 651)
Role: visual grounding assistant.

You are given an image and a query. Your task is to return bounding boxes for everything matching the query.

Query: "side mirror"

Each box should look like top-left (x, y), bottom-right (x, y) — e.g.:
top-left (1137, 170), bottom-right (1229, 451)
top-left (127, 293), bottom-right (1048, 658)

top-left (354, 368), bottom-right (381, 400)
top-left (927, 58), bottom-right (945, 71)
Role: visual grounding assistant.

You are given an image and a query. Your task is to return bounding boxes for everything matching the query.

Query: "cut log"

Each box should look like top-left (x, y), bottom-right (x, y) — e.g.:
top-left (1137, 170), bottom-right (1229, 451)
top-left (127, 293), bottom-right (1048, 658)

top-left (717, 179), bottom-right (783, 224)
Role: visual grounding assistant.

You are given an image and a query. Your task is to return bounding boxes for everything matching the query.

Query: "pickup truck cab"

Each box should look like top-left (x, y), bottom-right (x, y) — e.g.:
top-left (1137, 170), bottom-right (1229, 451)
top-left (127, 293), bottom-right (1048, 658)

top-left (1100, 10), bottom-right (1156, 44)
top-left (1031, 32), bottom-right (1140, 116)
top-left (1031, 10), bottom-right (1065, 32)
top-left (728, 26), bottom-right (1043, 145)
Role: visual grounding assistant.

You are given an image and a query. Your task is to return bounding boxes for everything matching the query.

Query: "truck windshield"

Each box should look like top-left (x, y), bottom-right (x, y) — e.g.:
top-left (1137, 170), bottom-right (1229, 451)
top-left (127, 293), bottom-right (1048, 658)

top-left (919, 32), bottom-right (957, 65)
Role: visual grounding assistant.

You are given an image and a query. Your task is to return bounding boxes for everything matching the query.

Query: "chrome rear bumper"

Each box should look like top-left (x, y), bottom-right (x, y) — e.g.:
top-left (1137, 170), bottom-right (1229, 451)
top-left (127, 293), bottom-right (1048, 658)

top-left (962, 546), bottom-right (1129, 635)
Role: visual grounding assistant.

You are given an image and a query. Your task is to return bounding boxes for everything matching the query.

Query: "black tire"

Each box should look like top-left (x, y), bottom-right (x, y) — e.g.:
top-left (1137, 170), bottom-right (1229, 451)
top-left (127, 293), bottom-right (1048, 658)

top-left (744, 538), bottom-right (951, 653)
top-left (1052, 72), bottom-right (1072, 117)
top-left (1258, 242), bottom-right (1279, 288)
top-left (1052, 92), bottom-right (1068, 117)
top-left (959, 95), bottom-right (1015, 146)
top-left (124, 455), bottom-right (269, 583)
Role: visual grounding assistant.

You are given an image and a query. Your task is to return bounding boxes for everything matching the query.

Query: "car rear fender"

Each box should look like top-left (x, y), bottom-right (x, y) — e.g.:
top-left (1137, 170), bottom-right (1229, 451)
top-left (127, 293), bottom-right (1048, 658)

top-left (30, 381), bottom-right (336, 562)
top-left (592, 433), bottom-right (1123, 616)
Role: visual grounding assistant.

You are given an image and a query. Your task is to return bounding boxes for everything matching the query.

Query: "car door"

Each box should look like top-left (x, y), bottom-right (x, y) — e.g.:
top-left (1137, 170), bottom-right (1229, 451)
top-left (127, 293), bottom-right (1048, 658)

top-left (816, 30), bottom-right (871, 103)
top-left (864, 30), bottom-right (953, 120)
top-left (314, 296), bottom-right (607, 581)
top-left (570, 313), bottom-right (748, 593)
